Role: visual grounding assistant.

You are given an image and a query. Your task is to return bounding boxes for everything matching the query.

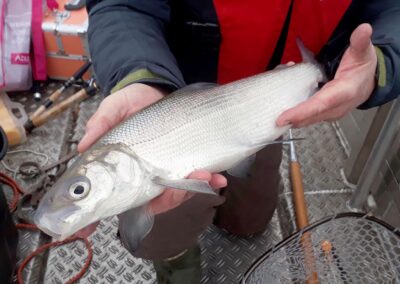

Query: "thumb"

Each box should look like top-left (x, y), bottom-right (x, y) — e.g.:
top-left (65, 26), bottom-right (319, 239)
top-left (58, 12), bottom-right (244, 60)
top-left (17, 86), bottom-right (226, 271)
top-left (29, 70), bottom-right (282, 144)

top-left (77, 113), bottom-right (115, 153)
top-left (77, 97), bottom-right (126, 153)
top-left (349, 23), bottom-right (373, 60)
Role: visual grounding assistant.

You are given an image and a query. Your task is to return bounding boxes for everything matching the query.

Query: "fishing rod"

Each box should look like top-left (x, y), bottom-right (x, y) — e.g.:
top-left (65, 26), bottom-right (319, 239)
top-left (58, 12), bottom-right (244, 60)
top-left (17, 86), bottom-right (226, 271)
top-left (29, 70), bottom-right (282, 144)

top-left (24, 79), bottom-right (97, 133)
top-left (27, 61), bottom-right (92, 123)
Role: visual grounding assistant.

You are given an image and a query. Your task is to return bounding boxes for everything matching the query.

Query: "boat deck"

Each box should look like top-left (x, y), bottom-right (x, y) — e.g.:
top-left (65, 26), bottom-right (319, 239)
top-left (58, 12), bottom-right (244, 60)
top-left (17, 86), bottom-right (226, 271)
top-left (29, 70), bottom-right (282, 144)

top-left (1, 85), bottom-right (354, 284)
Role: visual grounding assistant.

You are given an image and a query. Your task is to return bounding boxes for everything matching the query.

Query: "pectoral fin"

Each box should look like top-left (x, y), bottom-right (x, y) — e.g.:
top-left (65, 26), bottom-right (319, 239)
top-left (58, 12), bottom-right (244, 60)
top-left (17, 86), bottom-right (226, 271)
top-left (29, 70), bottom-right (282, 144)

top-left (227, 154), bottom-right (256, 178)
top-left (252, 138), bottom-right (305, 148)
top-left (118, 204), bottom-right (154, 252)
top-left (175, 82), bottom-right (218, 94)
top-left (152, 176), bottom-right (217, 195)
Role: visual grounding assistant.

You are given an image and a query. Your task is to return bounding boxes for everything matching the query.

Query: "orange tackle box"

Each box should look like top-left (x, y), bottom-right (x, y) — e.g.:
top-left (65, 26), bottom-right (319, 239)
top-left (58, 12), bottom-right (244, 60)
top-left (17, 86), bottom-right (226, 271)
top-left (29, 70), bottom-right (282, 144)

top-left (42, 0), bottom-right (92, 80)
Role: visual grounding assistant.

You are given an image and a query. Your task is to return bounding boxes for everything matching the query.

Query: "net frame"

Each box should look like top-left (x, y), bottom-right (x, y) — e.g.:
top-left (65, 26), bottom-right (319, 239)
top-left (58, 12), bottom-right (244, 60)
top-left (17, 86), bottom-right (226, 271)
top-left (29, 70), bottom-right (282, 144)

top-left (242, 212), bottom-right (400, 284)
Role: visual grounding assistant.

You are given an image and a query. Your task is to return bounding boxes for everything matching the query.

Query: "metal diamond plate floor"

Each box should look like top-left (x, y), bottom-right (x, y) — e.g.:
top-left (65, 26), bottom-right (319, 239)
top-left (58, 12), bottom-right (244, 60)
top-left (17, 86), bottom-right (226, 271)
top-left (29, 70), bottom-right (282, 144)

top-left (1, 92), bottom-right (354, 284)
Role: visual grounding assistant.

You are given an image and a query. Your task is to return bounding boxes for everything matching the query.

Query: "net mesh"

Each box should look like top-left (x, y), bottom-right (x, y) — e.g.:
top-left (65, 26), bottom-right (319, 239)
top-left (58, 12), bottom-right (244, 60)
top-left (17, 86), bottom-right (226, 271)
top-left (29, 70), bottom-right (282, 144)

top-left (243, 215), bottom-right (400, 284)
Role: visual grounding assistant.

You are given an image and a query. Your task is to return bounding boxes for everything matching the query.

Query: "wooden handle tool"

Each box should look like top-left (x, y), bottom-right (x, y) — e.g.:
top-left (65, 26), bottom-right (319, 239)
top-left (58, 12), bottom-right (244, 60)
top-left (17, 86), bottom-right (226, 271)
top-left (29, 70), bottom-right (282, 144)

top-left (289, 129), bottom-right (319, 284)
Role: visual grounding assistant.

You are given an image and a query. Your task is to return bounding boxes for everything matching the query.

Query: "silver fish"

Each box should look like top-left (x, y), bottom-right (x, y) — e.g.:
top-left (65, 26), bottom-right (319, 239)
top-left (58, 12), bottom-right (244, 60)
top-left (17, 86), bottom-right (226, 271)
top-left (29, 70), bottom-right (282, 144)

top-left (34, 48), bottom-right (325, 240)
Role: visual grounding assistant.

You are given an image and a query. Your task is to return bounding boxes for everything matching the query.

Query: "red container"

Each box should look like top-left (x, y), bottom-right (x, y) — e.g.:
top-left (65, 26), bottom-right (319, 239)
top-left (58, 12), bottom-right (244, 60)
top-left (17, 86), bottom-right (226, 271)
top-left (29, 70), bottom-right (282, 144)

top-left (42, 1), bottom-right (91, 80)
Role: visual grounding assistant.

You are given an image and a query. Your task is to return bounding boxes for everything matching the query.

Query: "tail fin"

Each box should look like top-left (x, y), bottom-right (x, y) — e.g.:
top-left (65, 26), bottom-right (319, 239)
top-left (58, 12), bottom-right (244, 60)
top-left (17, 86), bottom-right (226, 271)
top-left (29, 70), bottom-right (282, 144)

top-left (296, 38), bottom-right (316, 64)
top-left (296, 37), bottom-right (327, 83)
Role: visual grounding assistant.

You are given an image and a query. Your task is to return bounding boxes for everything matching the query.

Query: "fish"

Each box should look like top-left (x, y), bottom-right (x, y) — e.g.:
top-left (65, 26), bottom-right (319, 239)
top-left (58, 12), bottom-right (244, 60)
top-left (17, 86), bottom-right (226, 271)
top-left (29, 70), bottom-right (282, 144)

top-left (34, 42), bottom-right (325, 241)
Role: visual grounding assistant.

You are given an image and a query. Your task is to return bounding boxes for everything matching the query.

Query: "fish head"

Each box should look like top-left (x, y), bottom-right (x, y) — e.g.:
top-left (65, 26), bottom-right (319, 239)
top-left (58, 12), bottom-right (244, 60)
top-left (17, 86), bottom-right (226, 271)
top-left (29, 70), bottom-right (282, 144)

top-left (34, 143), bottom-right (158, 240)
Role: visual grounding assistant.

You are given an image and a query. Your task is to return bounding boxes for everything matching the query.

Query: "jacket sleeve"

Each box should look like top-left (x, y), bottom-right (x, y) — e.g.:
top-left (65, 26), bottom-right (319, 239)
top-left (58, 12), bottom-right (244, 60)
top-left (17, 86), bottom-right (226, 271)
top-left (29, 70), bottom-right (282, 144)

top-left (319, 0), bottom-right (400, 109)
top-left (86, 0), bottom-right (185, 95)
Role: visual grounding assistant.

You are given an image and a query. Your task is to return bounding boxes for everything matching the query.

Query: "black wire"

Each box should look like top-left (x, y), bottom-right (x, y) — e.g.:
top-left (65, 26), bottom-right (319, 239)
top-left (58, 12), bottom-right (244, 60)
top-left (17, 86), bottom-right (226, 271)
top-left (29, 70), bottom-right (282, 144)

top-left (266, 0), bottom-right (295, 70)
top-left (0, 126), bottom-right (8, 161)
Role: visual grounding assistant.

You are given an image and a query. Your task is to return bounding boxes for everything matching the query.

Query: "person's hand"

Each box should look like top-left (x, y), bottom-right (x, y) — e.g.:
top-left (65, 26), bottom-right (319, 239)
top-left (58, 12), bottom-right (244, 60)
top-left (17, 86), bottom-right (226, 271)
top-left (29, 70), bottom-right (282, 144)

top-left (150, 170), bottom-right (227, 214)
top-left (78, 83), bottom-right (227, 216)
top-left (78, 83), bottom-right (166, 152)
top-left (276, 23), bottom-right (377, 128)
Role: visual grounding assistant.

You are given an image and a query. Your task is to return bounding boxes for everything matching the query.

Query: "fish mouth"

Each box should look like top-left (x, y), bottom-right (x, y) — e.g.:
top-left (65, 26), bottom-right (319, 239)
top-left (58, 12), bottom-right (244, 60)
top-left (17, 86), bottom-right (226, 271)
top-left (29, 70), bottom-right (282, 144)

top-left (34, 213), bottom-right (69, 240)
top-left (35, 212), bottom-right (97, 241)
top-left (35, 222), bottom-right (64, 240)
top-left (34, 202), bottom-right (83, 240)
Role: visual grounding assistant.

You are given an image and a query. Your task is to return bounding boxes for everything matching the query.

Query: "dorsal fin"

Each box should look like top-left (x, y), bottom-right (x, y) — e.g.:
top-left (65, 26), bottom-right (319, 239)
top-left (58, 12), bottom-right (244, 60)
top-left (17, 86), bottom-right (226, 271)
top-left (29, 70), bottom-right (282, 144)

top-left (173, 83), bottom-right (218, 95)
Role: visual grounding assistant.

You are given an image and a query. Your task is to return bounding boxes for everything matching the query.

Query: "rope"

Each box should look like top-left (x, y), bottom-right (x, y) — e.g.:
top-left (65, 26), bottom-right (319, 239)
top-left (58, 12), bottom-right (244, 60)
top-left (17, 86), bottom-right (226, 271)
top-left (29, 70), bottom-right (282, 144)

top-left (1, 149), bottom-right (50, 179)
top-left (0, 172), bottom-right (93, 283)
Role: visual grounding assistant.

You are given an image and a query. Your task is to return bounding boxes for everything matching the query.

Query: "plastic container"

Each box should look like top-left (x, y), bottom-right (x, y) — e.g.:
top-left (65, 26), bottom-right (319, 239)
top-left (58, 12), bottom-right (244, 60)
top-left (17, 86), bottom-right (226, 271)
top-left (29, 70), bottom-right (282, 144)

top-left (0, 92), bottom-right (27, 146)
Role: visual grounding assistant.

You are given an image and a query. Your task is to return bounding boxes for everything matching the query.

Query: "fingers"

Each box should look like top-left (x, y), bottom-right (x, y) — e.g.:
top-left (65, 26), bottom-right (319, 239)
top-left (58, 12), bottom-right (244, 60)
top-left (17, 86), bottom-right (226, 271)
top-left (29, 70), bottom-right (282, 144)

top-left (167, 171), bottom-right (226, 206)
top-left (276, 81), bottom-right (352, 128)
top-left (293, 105), bottom-right (349, 127)
top-left (149, 189), bottom-right (187, 215)
top-left (274, 61), bottom-right (296, 70)
top-left (150, 170), bottom-right (227, 215)
top-left (77, 84), bottom-right (166, 153)
top-left (278, 23), bottom-right (376, 128)
top-left (276, 92), bottom-right (330, 128)
top-left (77, 97), bottom-right (126, 153)
top-left (349, 23), bottom-right (373, 60)
top-left (78, 113), bottom-right (117, 152)
top-left (187, 169), bottom-right (212, 181)
top-left (188, 170), bottom-right (227, 190)
top-left (210, 174), bottom-right (228, 189)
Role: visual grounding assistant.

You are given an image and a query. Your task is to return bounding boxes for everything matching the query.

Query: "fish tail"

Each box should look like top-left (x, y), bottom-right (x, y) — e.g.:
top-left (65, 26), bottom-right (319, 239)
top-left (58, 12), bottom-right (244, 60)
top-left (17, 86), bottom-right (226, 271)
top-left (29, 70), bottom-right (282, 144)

top-left (296, 37), bottom-right (328, 83)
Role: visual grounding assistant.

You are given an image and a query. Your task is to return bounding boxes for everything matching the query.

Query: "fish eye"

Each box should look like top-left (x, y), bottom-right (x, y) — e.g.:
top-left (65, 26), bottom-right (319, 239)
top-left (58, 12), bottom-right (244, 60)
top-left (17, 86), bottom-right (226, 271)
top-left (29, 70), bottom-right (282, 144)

top-left (69, 180), bottom-right (90, 200)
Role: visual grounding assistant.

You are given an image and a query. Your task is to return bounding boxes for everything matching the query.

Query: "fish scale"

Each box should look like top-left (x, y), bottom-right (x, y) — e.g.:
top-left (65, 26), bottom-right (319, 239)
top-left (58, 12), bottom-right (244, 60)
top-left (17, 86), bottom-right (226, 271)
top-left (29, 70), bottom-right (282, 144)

top-left (101, 63), bottom-right (322, 176)
top-left (35, 59), bottom-right (324, 240)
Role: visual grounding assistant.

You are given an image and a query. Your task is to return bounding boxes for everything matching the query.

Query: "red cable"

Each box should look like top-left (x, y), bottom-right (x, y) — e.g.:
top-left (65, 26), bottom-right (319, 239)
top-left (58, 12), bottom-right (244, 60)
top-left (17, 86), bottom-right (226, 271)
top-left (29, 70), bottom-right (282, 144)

top-left (15, 223), bottom-right (38, 230)
top-left (0, 172), bottom-right (24, 211)
top-left (16, 234), bottom-right (93, 284)
top-left (1, 172), bottom-right (93, 284)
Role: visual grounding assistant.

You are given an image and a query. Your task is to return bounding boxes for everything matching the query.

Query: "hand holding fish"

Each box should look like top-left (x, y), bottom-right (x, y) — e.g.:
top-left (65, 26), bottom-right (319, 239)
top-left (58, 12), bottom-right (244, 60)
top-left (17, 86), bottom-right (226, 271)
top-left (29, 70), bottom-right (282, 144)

top-left (78, 83), bottom-right (227, 215)
top-left (78, 83), bottom-right (166, 152)
top-left (36, 44), bottom-right (326, 240)
top-left (276, 23), bottom-right (377, 128)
